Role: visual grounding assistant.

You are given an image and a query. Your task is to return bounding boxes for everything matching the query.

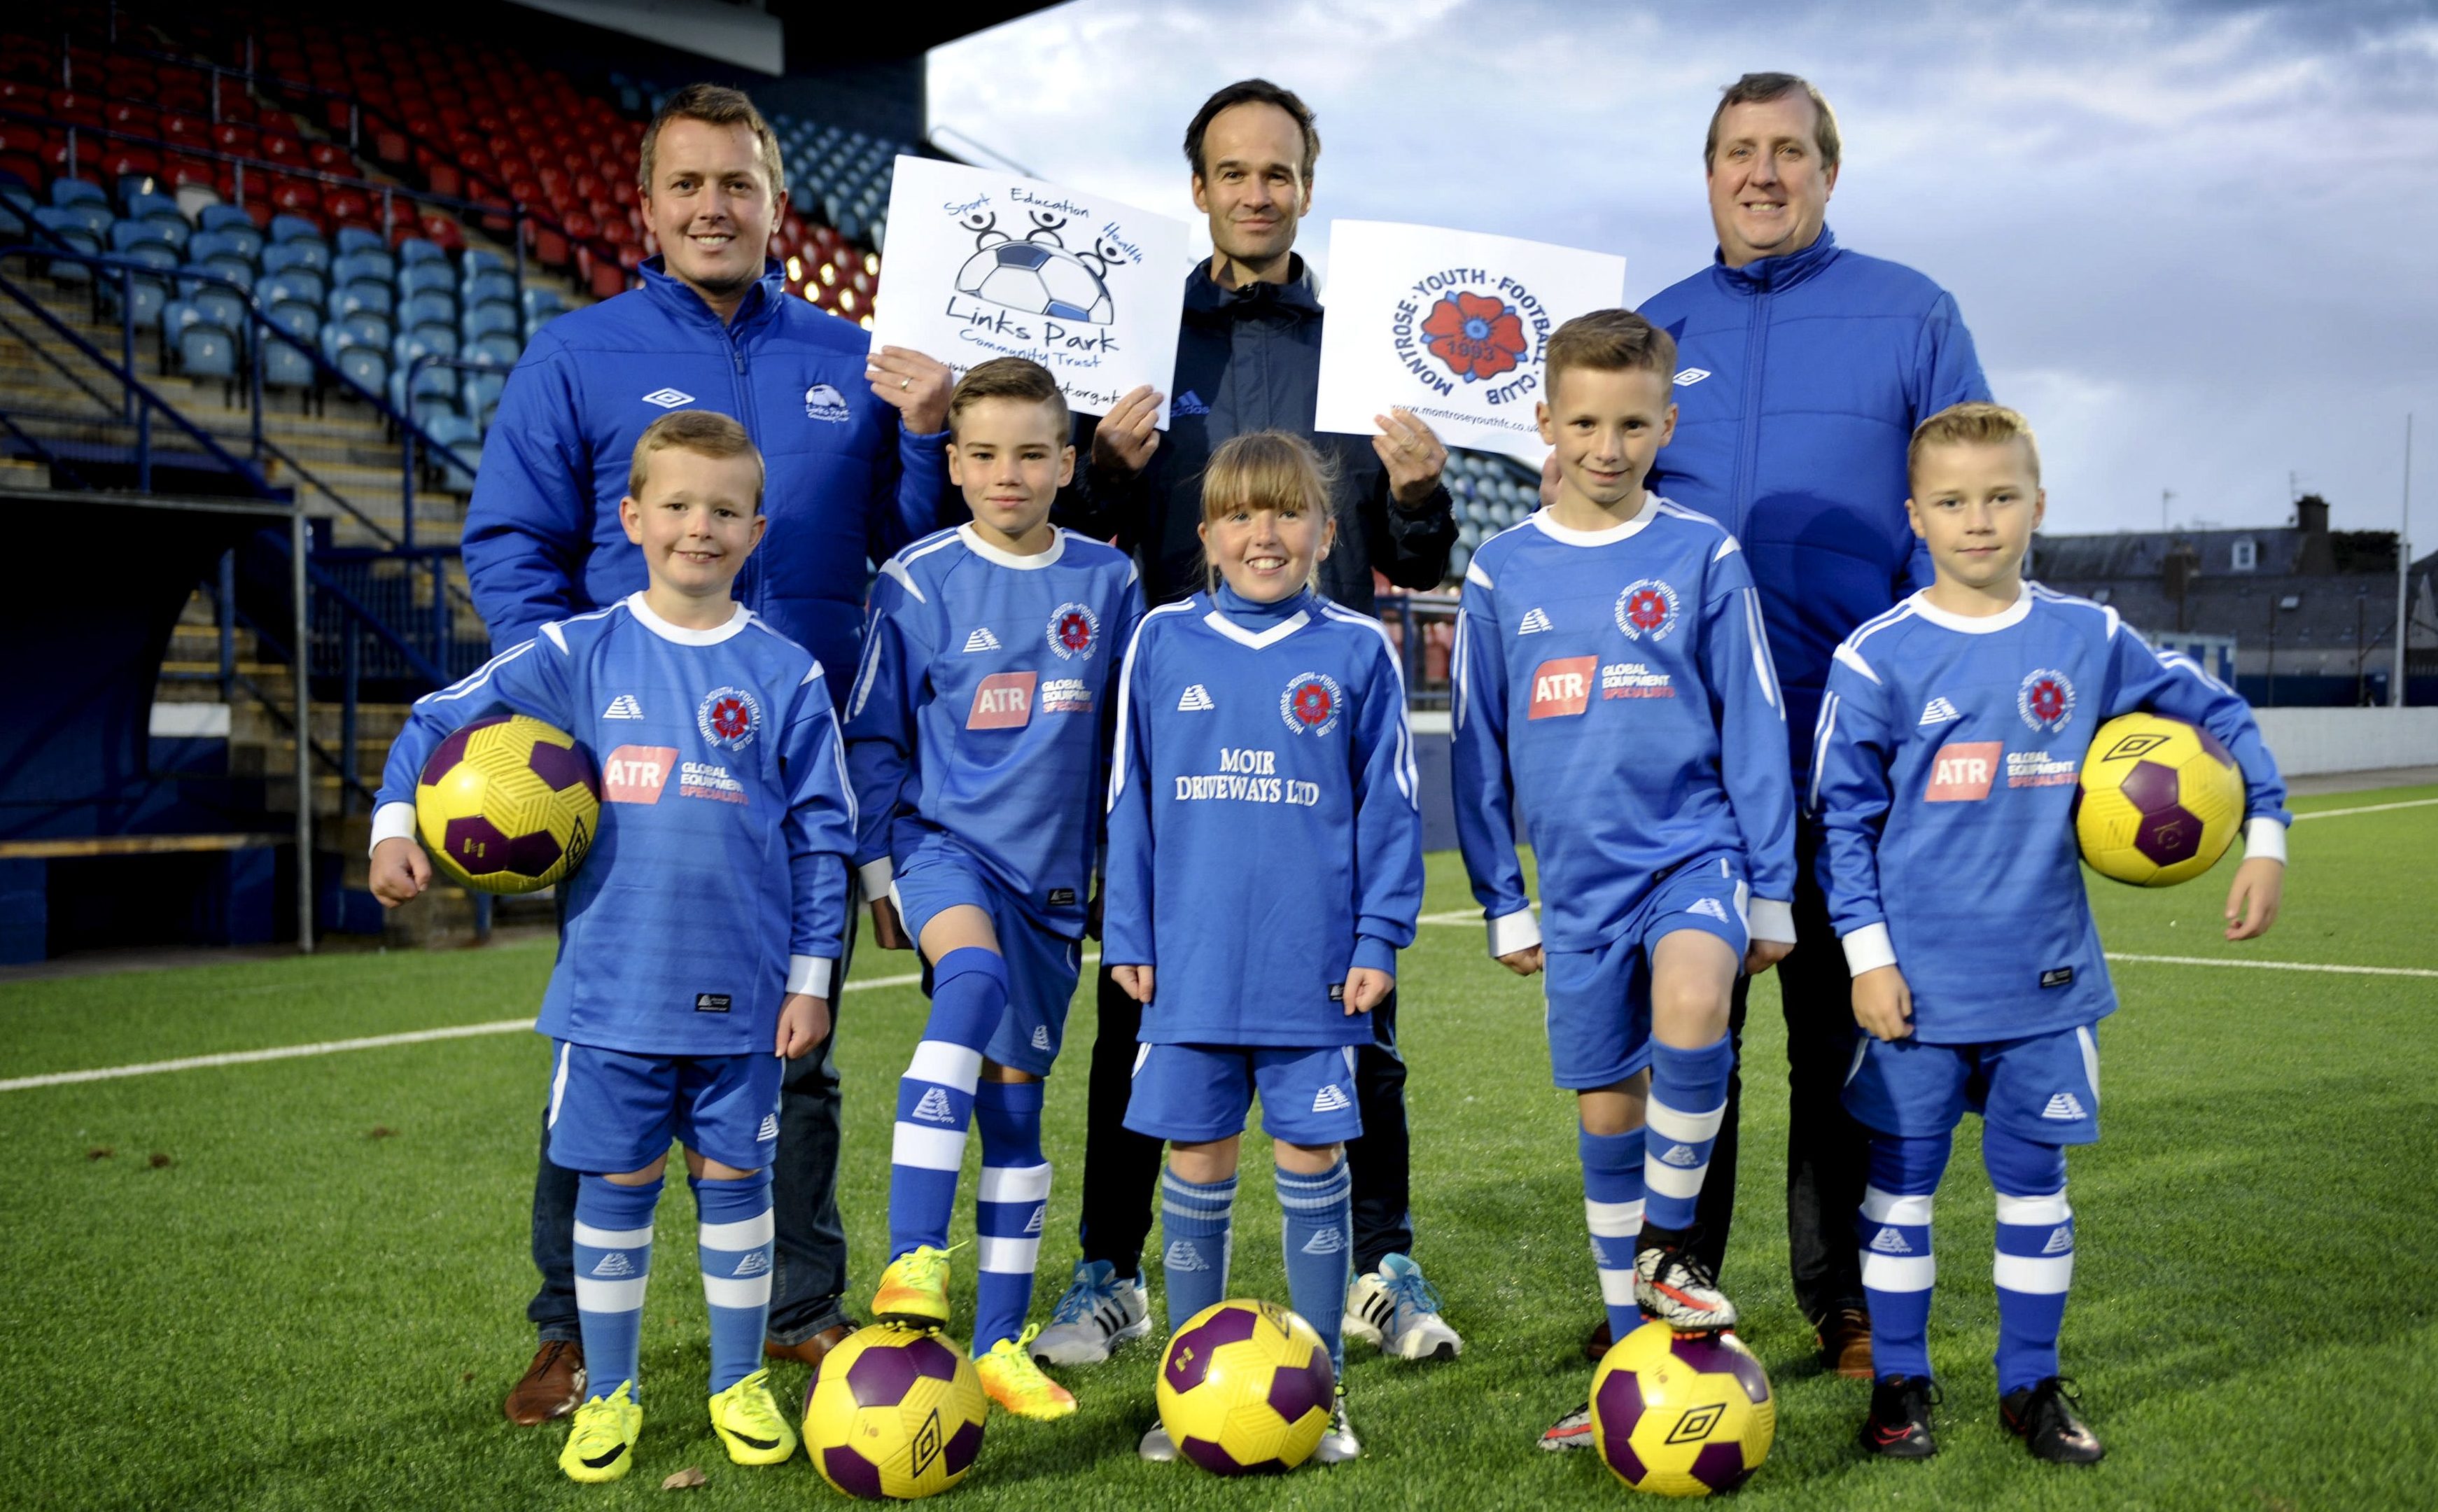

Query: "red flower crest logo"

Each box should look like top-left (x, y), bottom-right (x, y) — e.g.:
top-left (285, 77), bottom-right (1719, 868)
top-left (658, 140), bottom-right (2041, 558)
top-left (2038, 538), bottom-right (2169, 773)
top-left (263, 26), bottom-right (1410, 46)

top-left (1294, 684), bottom-right (1333, 725)
top-left (1420, 291), bottom-right (1528, 384)
top-left (1625, 590), bottom-right (1669, 631)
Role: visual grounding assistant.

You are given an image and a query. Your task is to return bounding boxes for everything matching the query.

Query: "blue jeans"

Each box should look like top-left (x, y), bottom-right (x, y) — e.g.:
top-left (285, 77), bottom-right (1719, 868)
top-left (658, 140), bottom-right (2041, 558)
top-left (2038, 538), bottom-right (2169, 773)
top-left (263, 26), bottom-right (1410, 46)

top-left (529, 923), bottom-right (858, 1345)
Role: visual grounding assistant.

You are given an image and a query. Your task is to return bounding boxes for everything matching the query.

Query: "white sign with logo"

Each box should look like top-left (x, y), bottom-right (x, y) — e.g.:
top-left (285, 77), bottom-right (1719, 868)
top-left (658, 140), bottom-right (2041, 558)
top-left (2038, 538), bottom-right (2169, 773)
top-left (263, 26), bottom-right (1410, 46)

top-left (1312, 219), bottom-right (1627, 465)
top-left (867, 155), bottom-right (1191, 427)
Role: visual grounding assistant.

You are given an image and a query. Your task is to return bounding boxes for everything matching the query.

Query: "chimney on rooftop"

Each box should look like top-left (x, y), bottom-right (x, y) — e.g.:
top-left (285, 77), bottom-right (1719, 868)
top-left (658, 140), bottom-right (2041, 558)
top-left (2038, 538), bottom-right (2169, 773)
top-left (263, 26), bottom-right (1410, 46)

top-left (2295, 493), bottom-right (2330, 535)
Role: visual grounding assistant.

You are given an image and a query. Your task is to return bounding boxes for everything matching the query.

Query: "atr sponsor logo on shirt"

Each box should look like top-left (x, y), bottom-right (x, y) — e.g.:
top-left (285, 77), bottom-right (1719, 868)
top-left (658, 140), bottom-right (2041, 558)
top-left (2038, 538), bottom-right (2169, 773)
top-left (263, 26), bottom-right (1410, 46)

top-left (1174, 746), bottom-right (1322, 807)
top-left (697, 686), bottom-right (762, 750)
top-left (2006, 750), bottom-right (2078, 788)
top-left (1919, 696), bottom-right (1961, 727)
top-left (1613, 579), bottom-right (1681, 642)
top-left (1528, 655), bottom-right (1597, 719)
top-left (967, 671), bottom-right (1037, 729)
top-left (1602, 661), bottom-right (1674, 698)
top-left (803, 383), bottom-right (849, 423)
top-left (1046, 601), bottom-right (1100, 660)
top-left (1280, 671), bottom-right (1343, 737)
top-left (1176, 682), bottom-right (1214, 711)
top-left (962, 626), bottom-right (1002, 654)
top-left (2018, 668), bottom-right (2076, 732)
top-left (1517, 606), bottom-right (1554, 635)
top-left (678, 761), bottom-right (748, 804)
top-left (602, 694), bottom-right (645, 720)
top-left (1924, 741), bottom-right (2003, 802)
top-left (1039, 677), bottom-right (1093, 714)
top-left (603, 745), bottom-right (678, 804)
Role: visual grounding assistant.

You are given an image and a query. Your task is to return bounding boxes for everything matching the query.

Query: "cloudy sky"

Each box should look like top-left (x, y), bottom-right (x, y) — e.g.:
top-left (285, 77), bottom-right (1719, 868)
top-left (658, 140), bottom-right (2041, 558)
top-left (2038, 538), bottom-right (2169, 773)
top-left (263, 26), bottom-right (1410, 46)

top-left (929, 0), bottom-right (2437, 539)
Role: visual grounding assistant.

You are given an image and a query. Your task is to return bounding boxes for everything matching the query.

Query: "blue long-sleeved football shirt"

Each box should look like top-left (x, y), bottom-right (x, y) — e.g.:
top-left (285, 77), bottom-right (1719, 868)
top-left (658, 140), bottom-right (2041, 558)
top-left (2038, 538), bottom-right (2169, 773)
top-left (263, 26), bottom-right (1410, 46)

top-left (843, 524), bottom-right (1142, 937)
top-left (1450, 499), bottom-right (1798, 956)
top-left (372, 593), bottom-right (857, 1055)
top-left (1811, 583), bottom-right (2290, 1043)
top-left (1101, 586), bottom-right (1424, 1047)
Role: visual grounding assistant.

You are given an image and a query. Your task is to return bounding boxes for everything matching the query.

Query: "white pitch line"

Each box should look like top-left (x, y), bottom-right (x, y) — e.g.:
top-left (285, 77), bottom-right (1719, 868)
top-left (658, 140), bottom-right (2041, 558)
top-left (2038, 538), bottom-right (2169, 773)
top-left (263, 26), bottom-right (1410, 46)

top-left (0, 958), bottom-right (960, 1095)
top-left (2104, 953), bottom-right (2438, 979)
top-left (2293, 797), bottom-right (2438, 822)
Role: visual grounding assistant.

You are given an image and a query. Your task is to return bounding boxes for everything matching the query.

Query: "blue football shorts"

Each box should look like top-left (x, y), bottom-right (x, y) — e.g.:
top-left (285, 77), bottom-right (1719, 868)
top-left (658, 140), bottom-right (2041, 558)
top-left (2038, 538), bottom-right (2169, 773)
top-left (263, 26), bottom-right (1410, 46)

top-left (1123, 1042), bottom-right (1365, 1147)
top-left (545, 1040), bottom-right (783, 1175)
top-left (892, 836), bottom-right (1084, 1078)
top-left (1542, 849), bottom-right (1751, 1089)
top-left (1842, 1022), bottom-right (2101, 1146)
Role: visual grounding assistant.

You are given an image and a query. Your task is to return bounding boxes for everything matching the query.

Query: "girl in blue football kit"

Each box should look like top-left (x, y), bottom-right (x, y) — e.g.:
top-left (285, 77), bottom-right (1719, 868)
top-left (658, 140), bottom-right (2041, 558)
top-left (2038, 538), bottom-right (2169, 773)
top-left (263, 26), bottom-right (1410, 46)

top-left (1101, 431), bottom-right (1426, 1467)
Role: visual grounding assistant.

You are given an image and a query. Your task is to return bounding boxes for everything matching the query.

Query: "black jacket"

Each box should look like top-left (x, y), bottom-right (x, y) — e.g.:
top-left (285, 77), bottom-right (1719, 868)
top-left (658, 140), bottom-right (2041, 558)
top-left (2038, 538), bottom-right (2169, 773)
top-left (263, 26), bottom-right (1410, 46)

top-left (1060, 257), bottom-right (1456, 612)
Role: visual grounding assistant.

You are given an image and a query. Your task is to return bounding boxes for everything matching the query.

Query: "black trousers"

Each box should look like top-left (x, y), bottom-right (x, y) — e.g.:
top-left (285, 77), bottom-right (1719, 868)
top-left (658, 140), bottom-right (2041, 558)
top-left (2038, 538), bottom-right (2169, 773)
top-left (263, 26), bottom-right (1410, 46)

top-left (1077, 965), bottom-right (1415, 1280)
top-left (1690, 832), bottom-right (1873, 1326)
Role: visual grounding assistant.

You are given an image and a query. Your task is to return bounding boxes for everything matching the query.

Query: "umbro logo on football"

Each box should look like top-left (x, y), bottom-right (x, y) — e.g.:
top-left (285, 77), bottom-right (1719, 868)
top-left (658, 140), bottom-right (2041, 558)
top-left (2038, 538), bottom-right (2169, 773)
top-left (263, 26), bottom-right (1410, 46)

top-left (1173, 389), bottom-right (1210, 416)
top-left (1658, 1143), bottom-right (1701, 1168)
top-left (734, 1250), bottom-right (771, 1276)
top-left (1300, 1226), bottom-right (1347, 1256)
top-left (1163, 1240), bottom-right (1209, 1272)
top-left (603, 694), bottom-right (644, 720)
top-left (592, 1251), bottom-right (636, 1277)
top-left (1177, 683), bottom-right (1215, 712)
top-left (1919, 696), bottom-right (1962, 726)
top-left (2042, 1225), bottom-right (2074, 1254)
top-left (912, 1088), bottom-right (957, 1124)
top-left (1517, 607), bottom-right (1554, 635)
top-left (1311, 1084), bottom-right (1352, 1114)
top-left (641, 387), bottom-right (694, 409)
top-left (962, 627), bottom-right (1002, 653)
top-left (1868, 1226), bottom-right (1912, 1255)
top-left (757, 1114), bottom-right (780, 1142)
top-left (2042, 1093), bottom-right (2089, 1121)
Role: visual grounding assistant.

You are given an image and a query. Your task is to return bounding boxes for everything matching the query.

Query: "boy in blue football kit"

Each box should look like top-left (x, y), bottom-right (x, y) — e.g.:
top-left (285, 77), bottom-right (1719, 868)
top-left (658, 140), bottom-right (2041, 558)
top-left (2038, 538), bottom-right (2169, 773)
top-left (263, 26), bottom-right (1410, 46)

top-left (370, 412), bottom-right (857, 1483)
top-left (843, 359), bottom-right (1142, 1419)
top-left (1450, 312), bottom-right (1798, 1451)
top-left (1103, 430), bottom-right (1426, 1466)
top-left (1812, 403), bottom-right (2288, 1464)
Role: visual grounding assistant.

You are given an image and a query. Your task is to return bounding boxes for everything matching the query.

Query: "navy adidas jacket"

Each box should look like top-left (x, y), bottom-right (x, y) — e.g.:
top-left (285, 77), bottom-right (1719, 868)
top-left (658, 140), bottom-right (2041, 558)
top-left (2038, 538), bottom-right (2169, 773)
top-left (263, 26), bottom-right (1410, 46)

top-left (463, 256), bottom-right (953, 703)
top-left (1639, 227), bottom-right (1989, 774)
top-left (1063, 258), bottom-right (1457, 612)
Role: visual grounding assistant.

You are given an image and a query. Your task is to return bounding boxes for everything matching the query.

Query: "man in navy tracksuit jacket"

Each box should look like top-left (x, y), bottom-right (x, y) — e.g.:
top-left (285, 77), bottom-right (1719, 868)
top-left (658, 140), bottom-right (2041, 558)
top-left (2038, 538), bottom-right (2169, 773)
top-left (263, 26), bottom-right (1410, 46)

top-left (1623, 74), bottom-right (1991, 1373)
top-left (461, 86), bottom-right (955, 1420)
top-left (1035, 80), bottom-right (1460, 1367)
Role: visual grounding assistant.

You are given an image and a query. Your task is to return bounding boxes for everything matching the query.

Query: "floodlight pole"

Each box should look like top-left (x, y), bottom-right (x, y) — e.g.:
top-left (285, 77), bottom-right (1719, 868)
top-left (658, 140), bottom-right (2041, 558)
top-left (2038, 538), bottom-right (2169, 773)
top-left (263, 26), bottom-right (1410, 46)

top-left (293, 506), bottom-right (314, 953)
top-left (2395, 414), bottom-right (2413, 710)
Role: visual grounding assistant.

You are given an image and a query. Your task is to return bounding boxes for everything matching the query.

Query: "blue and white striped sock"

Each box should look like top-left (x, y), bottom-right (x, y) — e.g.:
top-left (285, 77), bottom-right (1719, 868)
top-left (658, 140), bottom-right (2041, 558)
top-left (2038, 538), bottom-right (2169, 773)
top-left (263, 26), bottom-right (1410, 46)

top-left (1158, 1166), bottom-right (1237, 1332)
top-left (886, 948), bottom-right (1006, 1260)
top-left (1579, 1126), bottom-right (1646, 1343)
top-left (1859, 1132), bottom-right (1950, 1382)
top-left (693, 1172), bottom-right (773, 1394)
top-left (573, 1173), bottom-right (661, 1404)
top-left (972, 1079), bottom-right (1050, 1357)
top-left (1644, 1034), bottom-right (1732, 1233)
top-left (1276, 1158), bottom-right (1353, 1378)
top-left (1985, 1128), bottom-right (2073, 1394)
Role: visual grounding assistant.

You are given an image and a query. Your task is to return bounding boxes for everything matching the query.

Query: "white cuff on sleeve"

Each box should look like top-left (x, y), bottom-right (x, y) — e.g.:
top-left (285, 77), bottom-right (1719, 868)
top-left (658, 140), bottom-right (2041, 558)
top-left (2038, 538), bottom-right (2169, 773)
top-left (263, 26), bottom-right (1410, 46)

top-left (786, 955), bottom-right (834, 998)
top-left (1842, 922), bottom-right (1898, 976)
top-left (370, 801), bottom-right (417, 856)
top-left (2243, 816), bottom-right (2288, 864)
top-left (1486, 904), bottom-right (1542, 959)
top-left (1746, 897), bottom-right (1796, 946)
top-left (857, 856), bottom-right (895, 899)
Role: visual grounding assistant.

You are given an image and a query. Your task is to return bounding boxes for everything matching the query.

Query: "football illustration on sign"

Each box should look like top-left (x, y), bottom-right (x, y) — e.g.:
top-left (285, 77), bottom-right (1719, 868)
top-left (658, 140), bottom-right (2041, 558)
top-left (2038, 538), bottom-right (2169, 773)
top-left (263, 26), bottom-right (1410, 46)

top-left (955, 209), bottom-right (1119, 326)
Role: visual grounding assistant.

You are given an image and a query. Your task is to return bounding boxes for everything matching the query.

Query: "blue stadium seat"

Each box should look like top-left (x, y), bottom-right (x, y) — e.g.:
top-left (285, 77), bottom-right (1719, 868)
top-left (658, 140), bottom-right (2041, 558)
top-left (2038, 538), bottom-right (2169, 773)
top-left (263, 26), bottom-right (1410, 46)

top-left (461, 369), bottom-right (506, 421)
top-left (187, 229), bottom-right (257, 283)
top-left (49, 200), bottom-right (113, 238)
top-left (331, 281), bottom-right (394, 321)
top-left (256, 262), bottom-right (325, 307)
top-left (407, 321), bottom-right (459, 358)
top-left (425, 412), bottom-right (482, 490)
top-left (389, 360), bottom-right (455, 407)
top-left (320, 323), bottom-right (388, 393)
top-left (31, 210), bottom-right (101, 280)
top-left (398, 290), bottom-right (455, 330)
top-left (100, 268), bottom-right (170, 328)
top-left (334, 226), bottom-right (388, 260)
top-left (262, 333), bottom-right (316, 389)
top-left (461, 268), bottom-right (515, 309)
top-left (177, 258), bottom-right (251, 298)
top-left (466, 332), bottom-right (521, 370)
top-left (198, 204), bottom-right (260, 243)
top-left (172, 286), bottom-right (248, 335)
top-left (51, 179), bottom-right (108, 210)
top-left (262, 239), bottom-right (329, 279)
top-left (265, 296), bottom-right (319, 342)
top-left (0, 183), bottom-right (34, 239)
top-left (335, 310), bottom-right (392, 351)
top-left (398, 262), bottom-right (455, 302)
top-left (124, 188), bottom-right (185, 226)
top-left (269, 214), bottom-right (323, 246)
top-left (176, 323), bottom-right (238, 380)
top-left (396, 237), bottom-right (447, 267)
top-left (332, 249), bottom-right (395, 288)
top-left (460, 247), bottom-right (510, 279)
top-left (461, 302), bottom-right (518, 343)
top-left (116, 211), bottom-right (188, 257)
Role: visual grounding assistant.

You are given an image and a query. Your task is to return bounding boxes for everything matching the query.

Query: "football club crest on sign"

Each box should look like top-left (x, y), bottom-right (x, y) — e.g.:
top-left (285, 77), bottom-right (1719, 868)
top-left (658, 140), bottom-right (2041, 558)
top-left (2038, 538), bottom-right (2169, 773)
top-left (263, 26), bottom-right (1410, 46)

top-left (1280, 671), bottom-right (1344, 737)
top-left (1046, 601), bottom-right (1100, 659)
top-left (1614, 579), bottom-right (1681, 642)
top-left (2018, 668), bottom-right (2077, 732)
top-left (696, 686), bottom-right (763, 750)
top-left (1418, 290), bottom-right (1529, 384)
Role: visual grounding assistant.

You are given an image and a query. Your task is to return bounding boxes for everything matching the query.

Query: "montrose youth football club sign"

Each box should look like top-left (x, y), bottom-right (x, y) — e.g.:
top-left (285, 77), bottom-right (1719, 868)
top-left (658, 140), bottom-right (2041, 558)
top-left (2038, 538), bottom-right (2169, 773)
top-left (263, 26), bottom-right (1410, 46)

top-left (868, 155), bottom-right (1190, 426)
top-left (1313, 220), bottom-right (1627, 465)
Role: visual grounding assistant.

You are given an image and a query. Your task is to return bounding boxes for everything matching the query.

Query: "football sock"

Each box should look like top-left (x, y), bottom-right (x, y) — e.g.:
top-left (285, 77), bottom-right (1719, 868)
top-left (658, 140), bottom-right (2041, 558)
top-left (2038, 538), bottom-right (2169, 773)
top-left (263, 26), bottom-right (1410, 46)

top-left (1859, 1132), bottom-right (1950, 1382)
top-left (692, 1171), bottom-right (774, 1394)
top-left (573, 1173), bottom-right (661, 1404)
top-left (1157, 1166), bottom-right (1237, 1332)
top-left (1578, 1126), bottom-right (1646, 1343)
top-left (972, 1079), bottom-right (1051, 1356)
top-left (1644, 1033), bottom-right (1733, 1233)
top-left (1984, 1126), bottom-right (2073, 1394)
top-left (1275, 1158), bottom-right (1354, 1378)
top-left (887, 947), bottom-right (1007, 1261)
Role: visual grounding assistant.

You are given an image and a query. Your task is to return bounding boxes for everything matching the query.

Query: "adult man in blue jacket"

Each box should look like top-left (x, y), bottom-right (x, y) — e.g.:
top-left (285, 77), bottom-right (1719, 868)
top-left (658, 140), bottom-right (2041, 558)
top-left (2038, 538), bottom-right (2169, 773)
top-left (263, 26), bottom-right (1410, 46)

top-left (1575, 72), bottom-right (1991, 1387)
top-left (1027, 80), bottom-right (1464, 1373)
top-left (463, 83), bottom-right (954, 1423)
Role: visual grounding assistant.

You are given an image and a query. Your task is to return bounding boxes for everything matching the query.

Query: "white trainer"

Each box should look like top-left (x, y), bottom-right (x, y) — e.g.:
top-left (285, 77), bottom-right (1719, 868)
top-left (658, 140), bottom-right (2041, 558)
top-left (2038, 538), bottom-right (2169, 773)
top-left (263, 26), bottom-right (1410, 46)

top-left (1313, 1388), bottom-right (1360, 1464)
top-left (1030, 1259), bottom-right (1151, 1366)
top-left (1344, 1252), bottom-right (1462, 1361)
top-left (1138, 1422), bottom-right (1177, 1462)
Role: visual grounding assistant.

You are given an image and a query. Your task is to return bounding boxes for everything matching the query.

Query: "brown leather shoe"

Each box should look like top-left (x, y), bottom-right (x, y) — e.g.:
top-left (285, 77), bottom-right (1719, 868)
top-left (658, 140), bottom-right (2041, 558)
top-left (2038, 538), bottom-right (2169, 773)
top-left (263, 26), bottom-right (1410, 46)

top-left (1582, 1317), bottom-right (1613, 1362)
top-left (764, 1322), bottom-right (855, 1371)
top-left (503, 1338), bottom-right (586, 1425)
top-left (1818, 1307), bottom-right (1875, 1379)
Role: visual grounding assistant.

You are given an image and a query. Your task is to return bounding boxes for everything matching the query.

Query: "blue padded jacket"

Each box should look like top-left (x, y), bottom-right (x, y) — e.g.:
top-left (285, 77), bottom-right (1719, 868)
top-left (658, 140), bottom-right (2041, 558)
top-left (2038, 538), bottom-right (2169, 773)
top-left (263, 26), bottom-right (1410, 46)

top-left (1639, 227), bottom-right (1988, 771)
top-left (462, 256), bottom-right (953, 702)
